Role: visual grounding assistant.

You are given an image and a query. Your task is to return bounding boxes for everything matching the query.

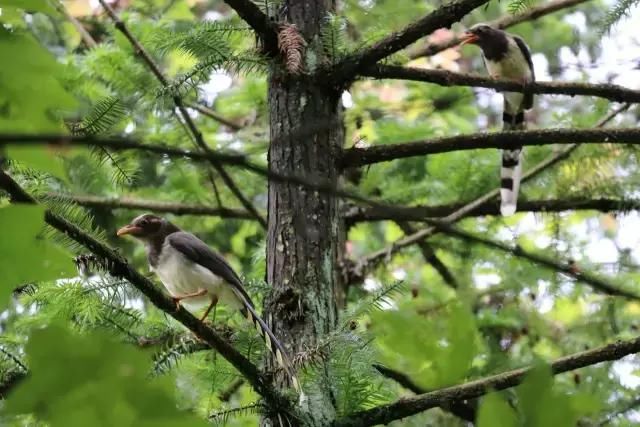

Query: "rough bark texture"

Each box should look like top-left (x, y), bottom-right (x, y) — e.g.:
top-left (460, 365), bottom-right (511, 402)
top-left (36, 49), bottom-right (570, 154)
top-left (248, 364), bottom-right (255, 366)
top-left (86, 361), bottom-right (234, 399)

top-left (266, 0), bottom-right (343, 424)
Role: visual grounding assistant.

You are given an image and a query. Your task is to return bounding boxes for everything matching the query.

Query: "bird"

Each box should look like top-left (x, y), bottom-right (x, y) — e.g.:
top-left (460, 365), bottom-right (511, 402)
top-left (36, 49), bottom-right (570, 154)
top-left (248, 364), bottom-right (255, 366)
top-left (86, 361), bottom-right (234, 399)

top-left (460, 24), bottom-right (535, 216)
top-left (117, 213), bottom-right (302, 396)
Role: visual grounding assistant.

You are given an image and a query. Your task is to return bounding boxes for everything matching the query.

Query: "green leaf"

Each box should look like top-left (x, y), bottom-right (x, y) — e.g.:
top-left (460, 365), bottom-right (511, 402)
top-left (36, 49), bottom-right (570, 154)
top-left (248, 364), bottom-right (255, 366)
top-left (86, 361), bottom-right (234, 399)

top-left (477, 393), bottom-right (517, 427)
top-left (4, 325), bottom-right (209, 427)
top-left (0, 28), bottom-right (76, 177)
top-left (0, 205), bottom-right (73, 306)
top-left (372, 301), bottom-right (479, 388)
top-left (0, 0), bottom-right (55, 14)
top-left (517, 363), bottom-right (578, 427)
top-left (7, 146), bottom-right (66, 180)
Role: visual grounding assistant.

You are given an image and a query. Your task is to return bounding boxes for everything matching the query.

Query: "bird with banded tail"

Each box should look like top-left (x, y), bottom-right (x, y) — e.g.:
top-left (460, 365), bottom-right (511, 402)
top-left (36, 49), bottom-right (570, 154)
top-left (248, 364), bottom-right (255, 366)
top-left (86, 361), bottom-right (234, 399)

top-left (460, 23), bottom-right (535, 216)
top-left (117, 214), bottom-right (303, 399)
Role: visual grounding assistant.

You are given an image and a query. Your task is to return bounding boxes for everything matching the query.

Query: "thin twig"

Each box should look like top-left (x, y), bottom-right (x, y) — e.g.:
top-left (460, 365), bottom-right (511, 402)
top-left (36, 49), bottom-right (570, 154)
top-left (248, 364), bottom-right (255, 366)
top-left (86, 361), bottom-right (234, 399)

top-left (46, 193), bottom-right (257, 219)
top-left (429, 221), bottom-right (640, 300)
top-left (407, 0), bottom-right (590, 59)
top-left (0, 347), bottom-right (27, 372)
top-left (186, 102), bottom-right (243, 131)
top-left (97, 0), bottom-right (267, 228)
top-left (329, 0), bottom-right (491, 82)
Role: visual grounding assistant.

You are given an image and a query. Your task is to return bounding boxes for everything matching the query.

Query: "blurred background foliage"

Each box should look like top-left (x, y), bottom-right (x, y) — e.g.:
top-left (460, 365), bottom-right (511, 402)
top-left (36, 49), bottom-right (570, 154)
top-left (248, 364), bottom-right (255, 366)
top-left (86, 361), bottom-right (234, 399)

top-left (1, 0), bottom-right (640, 425)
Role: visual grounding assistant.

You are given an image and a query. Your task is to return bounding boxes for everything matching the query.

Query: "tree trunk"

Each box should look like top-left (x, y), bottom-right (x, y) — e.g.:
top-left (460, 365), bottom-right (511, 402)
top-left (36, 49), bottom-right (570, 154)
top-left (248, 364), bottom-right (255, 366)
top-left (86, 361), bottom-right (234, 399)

top-left (265, 0), bottom-right (344, 424)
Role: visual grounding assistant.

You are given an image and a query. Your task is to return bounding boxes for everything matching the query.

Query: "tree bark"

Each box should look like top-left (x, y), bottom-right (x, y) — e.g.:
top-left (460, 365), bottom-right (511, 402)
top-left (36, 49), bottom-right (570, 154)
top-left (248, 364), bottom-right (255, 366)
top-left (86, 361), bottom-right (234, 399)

top-left (266, 0), bottom-right (343, 424)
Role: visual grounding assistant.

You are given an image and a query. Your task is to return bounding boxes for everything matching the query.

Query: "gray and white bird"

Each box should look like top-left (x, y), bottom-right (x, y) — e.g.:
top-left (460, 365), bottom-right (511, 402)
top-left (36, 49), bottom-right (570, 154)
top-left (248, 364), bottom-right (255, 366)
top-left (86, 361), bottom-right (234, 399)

top-left (460, 24), bottom-right (535, 216)
top-left (117, 214), bottom-right (302, 395)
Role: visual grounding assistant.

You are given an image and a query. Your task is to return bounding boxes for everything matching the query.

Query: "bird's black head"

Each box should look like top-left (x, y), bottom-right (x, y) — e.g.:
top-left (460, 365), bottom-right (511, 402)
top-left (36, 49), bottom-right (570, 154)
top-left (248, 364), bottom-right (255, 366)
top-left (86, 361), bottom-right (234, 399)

top-left (116, 214), bottom-right (179, 241)
top-left (460, 24), bottom-right (509, 59)
top-left (460, 24), bottom-right (503, 46)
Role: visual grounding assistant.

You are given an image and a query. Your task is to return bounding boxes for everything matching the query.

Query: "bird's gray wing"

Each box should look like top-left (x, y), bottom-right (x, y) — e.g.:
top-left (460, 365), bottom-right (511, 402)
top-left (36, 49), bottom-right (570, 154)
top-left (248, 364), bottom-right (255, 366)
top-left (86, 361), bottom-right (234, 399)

top-left (513, 35), bottom-right (535, 109)
top-left (167, 232), bottom-right (254, 307)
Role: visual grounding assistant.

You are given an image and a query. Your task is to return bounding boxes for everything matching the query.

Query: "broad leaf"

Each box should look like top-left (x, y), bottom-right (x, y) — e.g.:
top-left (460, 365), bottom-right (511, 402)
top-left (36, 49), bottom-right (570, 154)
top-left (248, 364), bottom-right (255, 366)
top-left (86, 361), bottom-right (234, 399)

top-left (0, 205), bottom-right (73, 306)
top-left (477, 392), bottom-right (517, 427)
top-left (3, 325), bottom-right (209, 426)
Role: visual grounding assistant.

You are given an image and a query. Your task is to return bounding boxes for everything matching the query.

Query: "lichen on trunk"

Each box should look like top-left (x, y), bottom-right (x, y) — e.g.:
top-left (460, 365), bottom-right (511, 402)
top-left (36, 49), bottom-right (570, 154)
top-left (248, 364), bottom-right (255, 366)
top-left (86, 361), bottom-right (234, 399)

top-left (265, 1), bottom-right (345, 424)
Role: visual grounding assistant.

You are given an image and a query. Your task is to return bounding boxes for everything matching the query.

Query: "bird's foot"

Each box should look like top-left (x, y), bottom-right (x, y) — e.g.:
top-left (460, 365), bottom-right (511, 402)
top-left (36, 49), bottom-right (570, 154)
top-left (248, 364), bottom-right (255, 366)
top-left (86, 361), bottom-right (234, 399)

top-left (171, 289), bottom-right (208, 310)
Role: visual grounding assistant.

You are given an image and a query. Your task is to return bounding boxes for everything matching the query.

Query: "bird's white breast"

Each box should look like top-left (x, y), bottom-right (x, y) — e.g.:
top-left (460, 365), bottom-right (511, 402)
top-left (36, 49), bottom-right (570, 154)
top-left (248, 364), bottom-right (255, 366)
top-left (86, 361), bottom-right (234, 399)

top-left (484, 39), bottom-right (533, 114)
top-left (152, 243), bottom-right (240, 312)
top-left (484, 38), bottom-right (532, 81)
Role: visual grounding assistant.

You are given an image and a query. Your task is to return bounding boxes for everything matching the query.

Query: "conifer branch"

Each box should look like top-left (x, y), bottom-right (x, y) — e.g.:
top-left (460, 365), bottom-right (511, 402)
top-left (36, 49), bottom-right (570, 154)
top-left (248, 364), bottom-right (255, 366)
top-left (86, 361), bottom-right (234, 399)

top-left (0, 371), bottom-right (26, 399)
top-left (407, 0), bottom-right (590, 59)
top-left (97, 0), bottom-right (267, 229)
top-left (341, 127), bottom-right (640, 168)
top-left (48, 193), bottom-right (257, 219)
top-left (329, 0), bottom-right (490, 82)
top-left (0, 170), bottom-right (288, 411)
top-left (361, 65), bottom-right (640, 104)
top-left (335, 335), bottom-right (640, 427)
top-left (346, 198), bottom-right (640, 224)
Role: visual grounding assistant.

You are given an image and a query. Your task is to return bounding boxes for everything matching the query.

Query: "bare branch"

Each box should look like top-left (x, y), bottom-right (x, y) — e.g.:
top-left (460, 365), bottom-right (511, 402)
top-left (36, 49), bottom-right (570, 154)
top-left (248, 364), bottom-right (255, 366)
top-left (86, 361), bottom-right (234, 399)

top-left (373, 364), bottom-right (476, 422)
top-left (97, 0), bottom-right (267, 228)
top-left (55, 1), bottom-right (98, 48)
top-left (0, 170), bottom-right (288, 410)
top-left (186, 102), bottom-right (244, 131)
top-left (346, 198), bottom-right (640, 224)
top-left (341, 127), bottom-right (640, 168)
top-left (396, 222), bottom-right (459, 288)
top-left (330, 0), bottom-right (490, 82)
top-left (430, 221), bottom-right (640, 300)
top-left (221, 0), bottom-right (278, 53)
top-left (335, 334), bottom-right (640, 427)
top-left (362, 65), bottom-right (640, 104)
top-left (407, 0), bottom-right (590, 59)
top-left (48, 193), bottom-right (257, 220)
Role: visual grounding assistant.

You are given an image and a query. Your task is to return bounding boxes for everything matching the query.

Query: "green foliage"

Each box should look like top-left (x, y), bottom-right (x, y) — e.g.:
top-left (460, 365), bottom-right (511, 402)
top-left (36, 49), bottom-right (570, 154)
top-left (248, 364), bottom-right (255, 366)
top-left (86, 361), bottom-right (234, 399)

top-left (507, 0), bottom-right (534, 15)
top-left (0, 0), bottom-right (54, 14)
top-left (0, 206), bottom-right (73, 307)
top-left (600, 0), bottom-right (639, 34)
top-left (320, 14), bottom-right (349, 65)
top-left (3, 324), bottom-right (208, 427)
top-left (1, 0), bottom-right (639, 426)
top-left (372, 300), bottom-right (480, 389)
top-left (517, 363), bottom-right (580, 425)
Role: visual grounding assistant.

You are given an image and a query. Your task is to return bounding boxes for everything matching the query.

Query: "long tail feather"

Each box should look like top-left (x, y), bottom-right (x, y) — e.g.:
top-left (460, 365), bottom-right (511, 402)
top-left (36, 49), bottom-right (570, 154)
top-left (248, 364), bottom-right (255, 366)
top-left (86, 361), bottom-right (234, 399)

top-left (501, 111), bottom-right (525, 216)
top-left (232, 289), bottom-right (304, 399)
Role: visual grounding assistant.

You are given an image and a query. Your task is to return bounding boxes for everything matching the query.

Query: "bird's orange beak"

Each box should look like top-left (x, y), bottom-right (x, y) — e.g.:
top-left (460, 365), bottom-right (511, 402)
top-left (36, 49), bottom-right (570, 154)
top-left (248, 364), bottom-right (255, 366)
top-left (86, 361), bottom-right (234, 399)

top-left (116, 224), bottom-right (142, 237)
top-left (459, 32), bottom-right (479, 46)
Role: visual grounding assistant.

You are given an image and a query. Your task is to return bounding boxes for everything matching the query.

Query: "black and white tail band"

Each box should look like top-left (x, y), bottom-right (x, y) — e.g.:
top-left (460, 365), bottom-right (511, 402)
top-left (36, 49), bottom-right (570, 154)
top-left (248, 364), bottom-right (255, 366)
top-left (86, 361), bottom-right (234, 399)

top-left (501, 111), bottom-right (525, 216)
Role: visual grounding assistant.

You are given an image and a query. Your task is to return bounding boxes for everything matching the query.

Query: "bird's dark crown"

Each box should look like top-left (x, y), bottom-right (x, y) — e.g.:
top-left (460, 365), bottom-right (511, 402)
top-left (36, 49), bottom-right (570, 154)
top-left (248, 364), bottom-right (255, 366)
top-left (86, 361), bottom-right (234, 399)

top-left (117, 213), bottom-right (179, 240)
top-left (462, 23), bottom-right (509, 60)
